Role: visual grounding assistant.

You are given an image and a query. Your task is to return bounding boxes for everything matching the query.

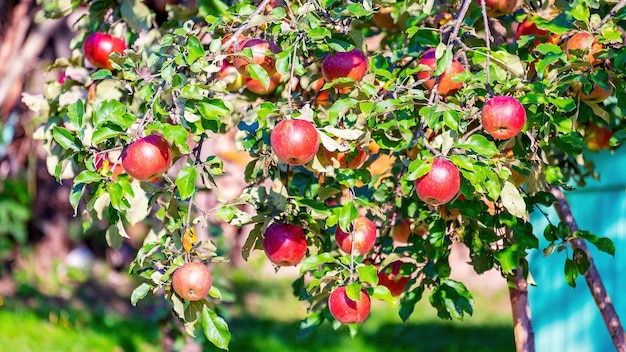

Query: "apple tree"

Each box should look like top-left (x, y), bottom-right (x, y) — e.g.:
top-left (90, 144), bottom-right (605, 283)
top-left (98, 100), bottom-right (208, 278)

top-left (28, 0), bottom-right (626, 349)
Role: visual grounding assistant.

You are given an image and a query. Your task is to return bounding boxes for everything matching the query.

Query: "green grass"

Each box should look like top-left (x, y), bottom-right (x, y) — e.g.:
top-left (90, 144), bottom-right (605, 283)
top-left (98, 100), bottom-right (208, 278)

top-left (0, 307), bottom-right (160, 352)
top-left (1, 263), bottom-right (514, 352)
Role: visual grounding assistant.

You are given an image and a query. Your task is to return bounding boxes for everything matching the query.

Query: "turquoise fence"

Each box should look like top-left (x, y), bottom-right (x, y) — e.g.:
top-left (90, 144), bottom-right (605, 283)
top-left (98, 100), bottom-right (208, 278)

top-left (529, 147), bottom-right (626, 351)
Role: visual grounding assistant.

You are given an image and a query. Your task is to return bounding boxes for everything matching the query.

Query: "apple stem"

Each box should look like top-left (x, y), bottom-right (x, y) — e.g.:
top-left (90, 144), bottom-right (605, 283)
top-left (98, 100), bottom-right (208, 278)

top-left (132, 85), bottom-right (163, 141)
top-left (549, 185), bottom-right (626, 350)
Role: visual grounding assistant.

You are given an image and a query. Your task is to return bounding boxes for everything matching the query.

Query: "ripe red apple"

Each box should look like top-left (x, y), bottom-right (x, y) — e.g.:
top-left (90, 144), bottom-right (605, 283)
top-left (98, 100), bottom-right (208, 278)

top-left (585, 122), bottom-right (613, 151)
top-left (414, 158), bottom-right (460, 206)
top-left (323, 143), bottom-right (368, 169)
top-left (565, 31), bottom-right (603, 65)
top-left (481, 96), bottom-right (527, 139)
top-left (321, 49), bottom-right (368, 88)
top-left (245, 72), bottom-right (281, 95)
top-left (172, 262), bottom-right (212, 301)
top-left (121, 134), bottom-right (173, 181)
top-left (270, 119), bottom-right (320, 165)
top-left (417, 48), bottom-right (465, 97)
top-left (476, 0), bottom-right (517, 17)
top-left (335, 216), bottom-right (377, 255)
top-left (516, 19), bottom-right (548, 39)
top-left (218, 63), bottom-right (244, 91)
top-left (377, 261), bottom-right (410, 297)
top-left (328, 286), bottom-right (371, 324)
top-left (233, 39), bottom-right (281, 78)
top-left (262, 223), bottom-right (308, 266)
top-left (83, 32), bottom-right (126, 70)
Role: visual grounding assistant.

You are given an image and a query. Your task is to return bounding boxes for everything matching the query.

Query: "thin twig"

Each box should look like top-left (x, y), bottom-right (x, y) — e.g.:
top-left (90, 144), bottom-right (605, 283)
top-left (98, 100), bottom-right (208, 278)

top-left (223, 0), bottom-right (273, 50)
top-left (479, 0), bottom-right (493, 95)
top-left (595, 0), bottom-right (626, 30)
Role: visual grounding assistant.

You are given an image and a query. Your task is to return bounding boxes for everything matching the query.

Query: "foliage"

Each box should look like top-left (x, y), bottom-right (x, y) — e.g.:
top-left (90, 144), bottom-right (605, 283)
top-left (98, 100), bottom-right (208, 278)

top-left (28, 0), bottom-right (625, 349)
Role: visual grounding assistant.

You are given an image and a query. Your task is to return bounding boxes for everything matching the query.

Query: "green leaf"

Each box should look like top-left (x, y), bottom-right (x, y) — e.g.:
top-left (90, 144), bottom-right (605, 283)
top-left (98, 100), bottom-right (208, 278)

top-left (105, 222), bottom-right (124, 250)
top-left (201, 305), bottom-right (231, 350)
top-left (405, 158), bottom-right (432, 181)
top-left (91, 122), bottom-right (124, 145)
top-left (131, 282), bottom-right (151, 306)
top-left (67, 99), bottom-right (85, 127)
top-left (357, 265), bottom-right (378, 286)
top-left (299, 252), bottom-right (336, 274)
top-left (74, 170), bottom-right (102, 184)
top-left (147, 123), bottom-right (190, 154)
top-left (52, 126), bottom-right (81, 151)
top-left (338, 202), bottom-right (358, 232)
top-left (371, 285), bottom-right (396, 306)
top-left (248, 63), bottom-right (270, 89)
top-left (94, 100), bottom-right (134, 129)
top-left (175, 165), bottom-right (197, 200)
top-left (494, 245), bottom-right (519, 275)
top-left (91, 69), bottom-right (113, 80)
top-left (69, 183), bottom-right (85, 213)
top-left (187, 36), bottom-right (206, 64)
top-left (297, 311), bottom-right (324, 341)
top-left (573, 248), bottom-right (590, 275)
top-left (345, 282), bottom-right (362, 302)
top-left (456, 135), bottom-right (499, 157)
top-left (399, 286), bottom-right (424, 322)
top-left (564, 258), bottom-right (578, 287)
top-left (429, 280), bottom-right (473, 320)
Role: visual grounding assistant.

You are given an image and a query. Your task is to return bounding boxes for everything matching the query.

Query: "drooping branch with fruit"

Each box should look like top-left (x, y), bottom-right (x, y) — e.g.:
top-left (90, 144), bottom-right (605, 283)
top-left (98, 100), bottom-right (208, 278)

top-left (29, 0), bottom-right (626, 350)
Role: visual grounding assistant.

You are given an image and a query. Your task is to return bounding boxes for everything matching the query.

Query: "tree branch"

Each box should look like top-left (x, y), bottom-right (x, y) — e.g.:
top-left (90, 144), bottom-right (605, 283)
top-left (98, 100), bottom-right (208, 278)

top-left (595, 0), bottom-right (626, 31)
top-left (549, 185), bottom-right (626, 352)
top-left (509, 265), bottom-right (535, 352)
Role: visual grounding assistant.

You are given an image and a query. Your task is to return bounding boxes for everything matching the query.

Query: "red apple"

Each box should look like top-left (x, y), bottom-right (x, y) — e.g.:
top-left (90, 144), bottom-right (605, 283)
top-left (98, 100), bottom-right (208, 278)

top-left (245, 72), bottom-right (281, 95)
top-left (270, 119), bottom-right (320, 165)
top-left (516, 19), bottom-right (549, 47)
top-left (233, 39), bottom-right (281, 78)
top-left (414, 158), bottom-right (460, 206)
top-left (262, 223), bottom-right (308, 266)
top-left (377, 261), bottom-right (410, 297)
top-left (322, 49), bottom-right (368, 88)
top-left (565, 31), bottom-right (603, 65)
top-left (84, 32), bottom-right (126, 70)
top-left (328, 286), bottom-right (371, 324)
top-left (417, 48), bottom-right (465, 97)
top-left (172, 262), bottom-right (212, 301)
top-left (476, 0), bottom-right (517, 17)
top-left (335, 216), bottom-right (377, 255)
top-left (481, 96), bottom-right (527, 139)
top-left (218, 63), bottom-right (244, 91)
top-left (121, 134), bottom-right (173, 181)
top-left (585, 122), bottom-right (613, 152)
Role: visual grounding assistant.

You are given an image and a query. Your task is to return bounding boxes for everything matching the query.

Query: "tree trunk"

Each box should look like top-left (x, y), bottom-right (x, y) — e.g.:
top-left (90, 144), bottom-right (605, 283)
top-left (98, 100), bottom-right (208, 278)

top-left (549, 186), bottom-right (626, 351)
top-left (509, 265), bottom-right (535, 352)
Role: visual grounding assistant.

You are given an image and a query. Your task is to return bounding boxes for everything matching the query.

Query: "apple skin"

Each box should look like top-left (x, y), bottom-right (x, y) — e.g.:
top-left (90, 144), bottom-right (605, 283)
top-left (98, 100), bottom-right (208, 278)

top-left (335, 216), bottom-right (377, 255)
top-left (121, 134), bottom-right (173, 181)
top-left (414, 158), bottom-right (460, 206)
top-left (481, 96), bottom-right (526, 139)
top-left (84, 32), bottom-right (126, 70)
top-left (245, 72), bottom-right (281, 95)
top-left (476, 0), bottom-right (517, 17)
top-left (233, 39), bottom-right (281, 78)
top-left (377, 261), bottom-right (409, 297)
top-left (565, 31), bottom-right (603, 65)
top-left (172, 262), bottom-right (212, 301)
top-left (262, 223), bottom-right (308, 266)
top-left (585, 122), bottom-right (613, 152)
top-left (573, 79), bottom-right (613, 103)
top-left (218, 63), bottom-right (244, 91)
top-left (322, 49), bottom-right (368, 88)
top-left (328, 286), bottom-right (371, 324)
top-left (270, 119), bottom-right (320, 165)
top-left (417, 48), bottom-right (465, 97)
